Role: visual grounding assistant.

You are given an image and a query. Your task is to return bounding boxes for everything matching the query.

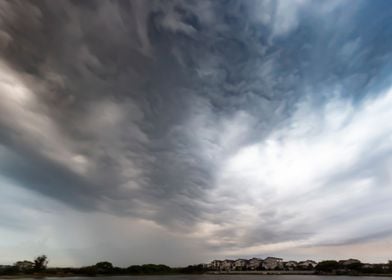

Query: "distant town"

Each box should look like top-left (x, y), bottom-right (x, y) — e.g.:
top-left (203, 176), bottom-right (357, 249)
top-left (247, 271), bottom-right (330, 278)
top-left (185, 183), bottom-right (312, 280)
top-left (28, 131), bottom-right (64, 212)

top-left (205, 257), bottom-right (392, 274)
top-left (208, 257), bottom-right (315, 271)
top-left (1, 255), bottom-right (392, 277)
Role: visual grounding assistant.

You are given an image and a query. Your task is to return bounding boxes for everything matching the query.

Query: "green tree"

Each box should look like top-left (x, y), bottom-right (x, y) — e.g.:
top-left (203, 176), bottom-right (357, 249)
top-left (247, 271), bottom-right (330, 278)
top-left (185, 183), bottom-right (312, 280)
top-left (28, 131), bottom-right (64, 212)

top-left (0, 266), bottom-right (19, 275)
top-left (127, 265), bottom-right (143, 274)
top-left (315, 260), bottom-right (340, 273)
top-left (179, 264), bottom-right (208, 274)
top-left (78, 266), bottom-right (97, 276)
top-left (346, 262), bottom-right (362, 271)
top-left (95, 261), bottom-right (114, 274)
top-left (34, 255), bottom-right (48, 272)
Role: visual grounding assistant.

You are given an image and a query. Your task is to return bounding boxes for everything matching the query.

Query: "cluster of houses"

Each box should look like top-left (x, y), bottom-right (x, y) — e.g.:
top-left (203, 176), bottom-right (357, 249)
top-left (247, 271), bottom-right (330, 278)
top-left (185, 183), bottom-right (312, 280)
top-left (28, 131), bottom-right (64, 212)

top-left (0, 260), bottom-right (35, 274)
top-left (13, 260), bottom-right (34, 271)
top-left (208, 257), bottom-right (317, 271)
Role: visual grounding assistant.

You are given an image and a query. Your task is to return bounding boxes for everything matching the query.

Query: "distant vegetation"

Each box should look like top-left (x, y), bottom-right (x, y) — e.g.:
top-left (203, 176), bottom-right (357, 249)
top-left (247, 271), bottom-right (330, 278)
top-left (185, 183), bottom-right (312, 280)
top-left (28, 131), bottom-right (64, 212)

top-left (315, 260), bottom-right (392, 275)
top-left (33, 255), bottom-right (48, 272)
top-left (1, 255), bottom-right (392, 276)
top-left (0, 255), bottom-right (207, 276)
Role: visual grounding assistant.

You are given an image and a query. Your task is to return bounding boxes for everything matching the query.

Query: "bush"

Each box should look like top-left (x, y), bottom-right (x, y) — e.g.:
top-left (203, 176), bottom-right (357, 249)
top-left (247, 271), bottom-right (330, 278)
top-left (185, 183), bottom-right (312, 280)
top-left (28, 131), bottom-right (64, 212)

top-left (315, 260), bottom-right (341, 272)
top-left (95, 261), bottom-right (114, 274)
top-left (126, 264), bottom-right (173, 274)
top-left (179, 264), bottom-right (208, 274)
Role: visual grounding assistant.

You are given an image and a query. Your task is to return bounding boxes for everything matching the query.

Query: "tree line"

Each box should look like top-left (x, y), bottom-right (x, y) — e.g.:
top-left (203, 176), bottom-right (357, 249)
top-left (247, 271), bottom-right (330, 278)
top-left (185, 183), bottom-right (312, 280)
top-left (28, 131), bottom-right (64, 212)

top-left (0, 255), bottom-right (207, 276)
top-left (315, 260), bottom-right (392, 275)
top-left (0, 255), bottom-right (48, 275)
top-left (2, 255), bottom-right (392, 276)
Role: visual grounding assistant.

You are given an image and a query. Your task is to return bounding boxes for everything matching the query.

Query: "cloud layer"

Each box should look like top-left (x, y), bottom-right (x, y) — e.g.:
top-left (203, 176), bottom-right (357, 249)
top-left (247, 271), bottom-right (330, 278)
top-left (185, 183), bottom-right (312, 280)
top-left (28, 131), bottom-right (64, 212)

top-left (0, 0), bottom-right (392, 266)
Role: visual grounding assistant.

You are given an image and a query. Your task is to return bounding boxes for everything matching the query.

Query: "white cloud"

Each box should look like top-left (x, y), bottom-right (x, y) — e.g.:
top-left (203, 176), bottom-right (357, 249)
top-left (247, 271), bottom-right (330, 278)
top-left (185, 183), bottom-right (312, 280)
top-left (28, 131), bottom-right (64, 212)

top-left (0, 60), bottom-right (87, 175)
top-left (152, 1), bottom-right (197, 35)
top-left (272, 0), bottom-right (308, 37)
top-left (250, 0), bottom-right (347, 39)
top-left (201, 86), bottom-right (392, 256)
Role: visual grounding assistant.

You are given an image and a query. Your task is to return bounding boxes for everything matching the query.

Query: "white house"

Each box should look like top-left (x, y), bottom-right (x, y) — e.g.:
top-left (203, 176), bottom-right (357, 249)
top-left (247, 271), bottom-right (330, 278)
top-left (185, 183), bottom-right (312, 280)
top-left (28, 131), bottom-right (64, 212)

top-left (262, 257), bottom-right (283, 270)
top-left (284, 261), bottom-right (298, 271)
top-left (14, 261), bottom-right (34, 271)
top-left (221, 260), bottom-right (234, 271)
top-left (209, 260), bottom-right (223, 271)
top-left (234, 259), bottom-right (248, 270)
top-left (247, 258), bottom-right (263, 270)
top-left (339, 259), bottom-right (361, 267)
top-left (298, 260), bottom-right (317, 269)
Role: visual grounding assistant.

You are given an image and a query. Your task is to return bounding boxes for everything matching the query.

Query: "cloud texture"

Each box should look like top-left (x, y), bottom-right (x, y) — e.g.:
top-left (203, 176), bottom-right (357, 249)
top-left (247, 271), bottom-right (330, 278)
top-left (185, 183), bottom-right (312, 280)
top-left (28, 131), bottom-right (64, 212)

top-left (0, 0), bottom-right (392, 266)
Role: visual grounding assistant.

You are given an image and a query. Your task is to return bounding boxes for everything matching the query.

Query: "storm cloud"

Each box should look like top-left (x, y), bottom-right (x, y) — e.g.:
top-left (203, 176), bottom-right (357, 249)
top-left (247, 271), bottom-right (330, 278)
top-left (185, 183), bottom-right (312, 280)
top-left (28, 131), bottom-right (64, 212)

top-left (0, 0), bottom-right (392, 266)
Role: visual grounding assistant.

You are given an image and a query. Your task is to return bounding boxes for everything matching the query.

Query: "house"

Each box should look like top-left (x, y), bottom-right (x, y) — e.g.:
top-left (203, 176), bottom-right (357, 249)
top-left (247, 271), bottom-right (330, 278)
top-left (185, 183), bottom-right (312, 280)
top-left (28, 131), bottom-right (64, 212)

top-left (222, 259), bottom-right (234, 271)
top-left (284, 261), bottom-right (298, 271)
top-left (298, 260), bottom-right (317, 270)
top-left (247, 258), bottom-right (263, 270)
top-left (361, 263), bottom-right (390, 272)
top-left (234, 259), bottom-right (248, 270)
top-left (14, 260), bottom-right (34, 271)
top-left (262, 257), bottom-right (283, 270)
top-left (339, 259), bottom-right (361, 267)
top-left (362, 264), bottom-right (374, 269)
top-left (209, 260), bottom-right (223, 271)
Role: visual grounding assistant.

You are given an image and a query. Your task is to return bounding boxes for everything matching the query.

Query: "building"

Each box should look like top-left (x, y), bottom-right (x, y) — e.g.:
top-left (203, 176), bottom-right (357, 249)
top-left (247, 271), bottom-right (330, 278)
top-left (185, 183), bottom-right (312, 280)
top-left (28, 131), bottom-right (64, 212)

top-left (262, 257), bottom-right (283, 270)
top-left (209, 260), bottom-right (223, 271)
top-left (14, 260), bottom-right (34, 271)
top-left (221, 259), bottom-right (234, 271)
top-left (298, 260), bottom-right (317, 270)
top-left (247, 258), bottom-right (263, 270)
top-left (339, 259), bottom-right (361, 267)
top-left (362, 264), bottom-right (374, 269)
top-left (208, 257), bottom-right (318, 272)
top-left (284, 261), bottom-right (298, 271)
top-left (201, 263), bottom-right (208, 269)
top-left (234, 259), bottom-right (248, 270)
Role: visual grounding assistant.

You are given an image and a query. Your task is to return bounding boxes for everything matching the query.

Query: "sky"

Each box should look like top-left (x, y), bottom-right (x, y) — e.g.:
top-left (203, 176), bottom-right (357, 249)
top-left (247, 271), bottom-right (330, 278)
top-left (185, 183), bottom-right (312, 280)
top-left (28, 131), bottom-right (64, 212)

top-left (0, 0), bottom-right (392, 267)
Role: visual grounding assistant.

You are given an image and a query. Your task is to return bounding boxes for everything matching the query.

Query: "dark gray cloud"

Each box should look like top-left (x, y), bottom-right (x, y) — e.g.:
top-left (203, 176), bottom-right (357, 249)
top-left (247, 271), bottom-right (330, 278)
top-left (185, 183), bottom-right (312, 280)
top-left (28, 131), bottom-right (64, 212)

top-left (0, 0), bottom-right (392, 265)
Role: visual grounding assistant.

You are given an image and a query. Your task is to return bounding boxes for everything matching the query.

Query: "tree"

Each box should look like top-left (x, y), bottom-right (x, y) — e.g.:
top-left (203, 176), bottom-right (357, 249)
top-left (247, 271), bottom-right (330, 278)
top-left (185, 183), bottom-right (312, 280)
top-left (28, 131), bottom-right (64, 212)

top-left (34, 255), bottom-right (48, 272)
top-left (179, 264), bottom-right (208, 274)
top-left (78, 266), bottom-right (97, 276)
top-left (315, 260), bottom-right (340, 273)
top-left (95, 261), bottom-right (114, 274)
top-left (127, 265), bottom-right (143, 274)
top-left (346, 262), bottom-right (362, 271)
top-left (0, 266), bottom-right (19, 275)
